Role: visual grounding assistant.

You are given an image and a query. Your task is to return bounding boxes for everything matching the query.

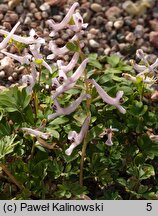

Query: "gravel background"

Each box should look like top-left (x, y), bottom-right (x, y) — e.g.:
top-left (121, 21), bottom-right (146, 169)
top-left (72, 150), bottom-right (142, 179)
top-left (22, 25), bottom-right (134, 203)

top-left (0, 0), bottom-right (158, 84)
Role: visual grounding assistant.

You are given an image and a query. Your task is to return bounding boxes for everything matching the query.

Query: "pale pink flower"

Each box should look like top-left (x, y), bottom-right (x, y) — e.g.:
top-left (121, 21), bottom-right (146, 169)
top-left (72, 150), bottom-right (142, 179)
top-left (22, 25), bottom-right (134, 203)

top-left (47, 34), bottom-right (83, 60)
top-left (21, 127), bottom-right (51, 140)
top-left (21, 63), bottom-right (38, 94)
top-left (48, 94), bottom-right (90, 121)
top-left (1, 50), bottom-right (32, 65)
top-left (89, 79), bottom-right (126, 114)
top-left (69, 12), bottom-right (88, 32)
top-left (21, 74), bottom-right (35, 94)
top-left (65, 116), bottom-right (90, 156)
top-left (0, 28), bottom-right (45, 44)
top-left (52, 58), bottom-right (89, 99)
top-left (0, 21), bottom-right (20, 50)
top-left (46, 2), bottom-right (79, 36)
top-left (57, 52), bottom-right (79, 72)
top-left (29, 44), bottom-right (53, 74)
top-left (122, 73), bottom-right (157, 84)
top-left (51, 78), bottom-right (60, 90)
top-left (134, 49), bottom-right (158, 76)
top-left (105, 127), bottom-right (119, 146)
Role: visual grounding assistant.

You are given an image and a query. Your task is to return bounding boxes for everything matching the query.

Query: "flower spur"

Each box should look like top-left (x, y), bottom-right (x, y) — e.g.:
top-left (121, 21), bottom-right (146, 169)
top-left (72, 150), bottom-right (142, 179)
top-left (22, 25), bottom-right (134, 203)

top-left (0, 21), bottom-right (20, 50)
top-left (0, 28), bottom-right (45, 45)
top-left (89, 79), bottom-right (126, 114)
top-left (46, 2), bottom-right (79, 36)
top-left (52, 58), bottom-right (89, 99)
top-left (48, 94), bottom-right (90, 121)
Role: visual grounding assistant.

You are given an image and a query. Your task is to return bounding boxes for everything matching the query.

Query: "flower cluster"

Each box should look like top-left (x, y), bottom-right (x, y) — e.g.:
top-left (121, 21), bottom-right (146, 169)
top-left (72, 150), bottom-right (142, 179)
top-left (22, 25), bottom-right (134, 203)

top-left (123, 49), bottom-right (158, 85)
top-left (0, 2), bottom-right (126, 156)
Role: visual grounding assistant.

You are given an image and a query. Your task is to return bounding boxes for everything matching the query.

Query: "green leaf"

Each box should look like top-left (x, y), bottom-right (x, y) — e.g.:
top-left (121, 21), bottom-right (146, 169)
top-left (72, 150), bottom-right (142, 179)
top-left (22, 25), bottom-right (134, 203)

top-left (88, 53), bottom-right (102, 69)
top-left (138, 164), bottom-right (155, 180)
top-left (0, 135), bottom-right (19, 160)
top-left (107, 55), bottom-right (120, 67)
top-left (138, 185), bottom-right (148, 194)
top-left (23, 105), bottom-right (34, 125)
top-left (128, 101), bottom-right (148, 116)
top-left (49, 116), bottom-right (69, 125)
top-left (87, 124), bottom-right (103, 142)
top-left (0, 121), bottom-right (11, 137)
top-left (66, 41), bottom-right (80, 52)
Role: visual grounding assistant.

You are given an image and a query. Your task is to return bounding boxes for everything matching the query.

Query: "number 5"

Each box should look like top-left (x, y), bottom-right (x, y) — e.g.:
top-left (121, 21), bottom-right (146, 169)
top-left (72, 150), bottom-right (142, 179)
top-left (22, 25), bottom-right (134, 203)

top-left (146, 203), bottom-right (152, 211)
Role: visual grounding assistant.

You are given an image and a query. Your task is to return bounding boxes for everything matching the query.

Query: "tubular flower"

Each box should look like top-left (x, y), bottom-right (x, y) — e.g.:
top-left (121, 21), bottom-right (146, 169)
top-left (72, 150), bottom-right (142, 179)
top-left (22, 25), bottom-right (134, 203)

top-left (57, 52), bottom-right (79, 75)
top-left (57, 53), bottom-right (79, 81)
top-left (48, 94), bottom-right (90, 121)
top-left (0, 21), bottom-right (20, 50)
top-left (0, 28), bottom-right (45, 45)
top-left (47, 34), bottom-right (82, 60)
top-left (21, 63), bottom-right (38, 94)
top-left (122, 73), bottom-right (157, 84)
top-left (136, 49), bottom-right (149, 65)
top-left (21, 74), bottom-right (35, 94)
top-left (52, 58), bottom-right (89, 99)
top-left (46, 2), bottom-right (79, 36)
top-left (89, 79), bottom-right (126, 114)
top-left (132, 59), bottom-right (158, 76)
top-left (105, 127), bottom-right (119, 146)
top-left (51, 78), bottom-right (60, 90)
top-left (65, 116), bottom-right (90, 156)
top-left (47, 40), bottom-right (69, 60)
top-left (1, 50), bottom-right (33, 65)
top-left (69, 12), bottom-right (88, 32)
top-left (133, 49), bottom-right (158, 76)
top-left (29, 44), bottom-right (53, 74)
top-left (21, 128), bottom-right (51, 140)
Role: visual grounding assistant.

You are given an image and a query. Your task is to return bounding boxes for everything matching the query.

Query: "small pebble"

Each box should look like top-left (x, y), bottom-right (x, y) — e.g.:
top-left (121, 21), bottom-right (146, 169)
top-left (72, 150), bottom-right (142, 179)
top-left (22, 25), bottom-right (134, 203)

top-left (12, 72), bottom-right (18, 79)
top-left (8, 76), bottom-right (13, 82)
top-left (40, 3), bottom-right (50, 11)
top-left (89, 39), bottom-right (100, 48)
top-left (125, 32), bottom-right (135, 43)
top-left (134, 25), bottom-right (144, 38)
top-left (9, 13), bottom-right (19, 24)
top-left (0, 14), bottom-right (3, 21)
top-left (52, 15), bottom-right (63, 22)
top-left (105, 21), bottom-right (113, 32)
top-left (105, 6), bottom-right (122, 20)
top-left (90, 3), bottom-right (102, 12)
top-left (0, 4), bottom-right (8, 13)
top-left (149, 20), bottom-right (158, 32)
top-left (0, 71), bottom-right (5, 78)
top-left (114, 20), bottom-right (124, 29)
top-left (16, 5), bottom-right (23, 14)
top-left (8, 0), bottom-right (21, 9)
top-left (34, 12), bottom-right (42, 20)
top-left (89, 28), bottom-right (99, 35)
top-left (87, 33), bottom-right (95, 40)
top-left (42, 12), bottom-right (49, 19)
top-left (149, 31), bottom-right (158, 48)
top-left (104, 47), bottom-right (111, 55)
top-left (30, 2), bottom-right (36, 9)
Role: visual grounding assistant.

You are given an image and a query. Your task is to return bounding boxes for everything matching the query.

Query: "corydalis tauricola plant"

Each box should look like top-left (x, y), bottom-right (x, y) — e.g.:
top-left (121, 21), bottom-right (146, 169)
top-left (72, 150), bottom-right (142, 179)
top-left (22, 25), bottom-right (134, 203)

top-left (123, 49), bottom-right (158, 85)
top-left (0, 2), bottom-right (126, 158)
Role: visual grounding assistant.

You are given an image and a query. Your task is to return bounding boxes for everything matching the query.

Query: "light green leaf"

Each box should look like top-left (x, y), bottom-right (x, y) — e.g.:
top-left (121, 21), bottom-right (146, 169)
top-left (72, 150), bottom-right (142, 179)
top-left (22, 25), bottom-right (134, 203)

top-left (0, 135), bottom-right (19, 160)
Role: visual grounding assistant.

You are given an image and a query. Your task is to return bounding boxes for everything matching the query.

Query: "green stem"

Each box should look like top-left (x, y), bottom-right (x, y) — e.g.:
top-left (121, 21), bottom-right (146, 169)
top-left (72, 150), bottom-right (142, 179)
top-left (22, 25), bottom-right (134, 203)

top-left (79, 128), bottom-right (89, 186)
top-left (33, 92), bottom-right (38, 121)
top-left (79, 47), bottom-right (91, 186)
